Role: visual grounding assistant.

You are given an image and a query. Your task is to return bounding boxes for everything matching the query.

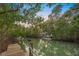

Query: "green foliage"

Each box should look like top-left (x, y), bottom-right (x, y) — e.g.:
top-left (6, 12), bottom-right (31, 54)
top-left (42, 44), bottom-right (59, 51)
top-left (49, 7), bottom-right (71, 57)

top-left (0, 3), bottom-right (79, 55)
top-left (52, 4), bottom-right (62, 14)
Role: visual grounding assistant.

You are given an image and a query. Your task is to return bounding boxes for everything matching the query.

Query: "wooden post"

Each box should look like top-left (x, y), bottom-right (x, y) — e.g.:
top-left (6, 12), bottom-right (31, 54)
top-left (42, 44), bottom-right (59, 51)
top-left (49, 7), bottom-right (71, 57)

top-left (28, 39), bottom-right (33, 56)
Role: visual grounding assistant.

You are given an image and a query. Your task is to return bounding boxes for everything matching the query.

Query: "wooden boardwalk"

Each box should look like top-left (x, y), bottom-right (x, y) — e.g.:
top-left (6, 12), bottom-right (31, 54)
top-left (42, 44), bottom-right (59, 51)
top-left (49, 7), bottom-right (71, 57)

top-left (0, 44), bottom-right (29, 56)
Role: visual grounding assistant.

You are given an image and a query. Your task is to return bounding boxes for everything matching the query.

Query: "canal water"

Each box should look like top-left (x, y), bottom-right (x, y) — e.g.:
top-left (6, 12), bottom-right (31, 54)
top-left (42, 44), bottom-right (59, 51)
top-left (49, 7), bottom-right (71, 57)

top-left (20, 38), bottom-right (79, 56)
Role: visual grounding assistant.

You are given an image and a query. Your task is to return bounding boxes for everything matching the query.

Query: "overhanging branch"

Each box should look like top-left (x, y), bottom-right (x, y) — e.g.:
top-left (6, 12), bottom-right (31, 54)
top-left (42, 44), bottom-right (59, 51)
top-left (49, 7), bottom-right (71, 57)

top-left (0, 8), bottom-right (19, 15)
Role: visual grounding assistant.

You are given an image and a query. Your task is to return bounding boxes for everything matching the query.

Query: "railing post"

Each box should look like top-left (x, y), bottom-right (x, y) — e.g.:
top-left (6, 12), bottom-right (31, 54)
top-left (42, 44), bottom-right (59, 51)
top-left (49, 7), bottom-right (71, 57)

top-left (28, 39), bottom-right (33, 56)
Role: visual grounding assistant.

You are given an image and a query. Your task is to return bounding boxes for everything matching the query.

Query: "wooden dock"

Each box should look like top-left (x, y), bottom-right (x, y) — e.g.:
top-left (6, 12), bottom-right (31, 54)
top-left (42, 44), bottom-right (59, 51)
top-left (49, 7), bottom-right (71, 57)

top-left (0, 44), bottom-right (29, 56)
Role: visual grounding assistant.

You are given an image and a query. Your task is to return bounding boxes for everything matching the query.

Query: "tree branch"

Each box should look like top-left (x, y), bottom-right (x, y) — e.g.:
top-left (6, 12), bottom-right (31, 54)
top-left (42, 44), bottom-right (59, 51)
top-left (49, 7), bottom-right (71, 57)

top-left (0, 8), bottom-right (19, 15)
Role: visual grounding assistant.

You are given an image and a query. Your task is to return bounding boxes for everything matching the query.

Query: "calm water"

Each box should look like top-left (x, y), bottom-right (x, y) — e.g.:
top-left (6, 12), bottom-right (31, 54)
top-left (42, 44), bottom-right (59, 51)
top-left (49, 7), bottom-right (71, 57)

top-left (23, 38), bottom-right (79, 56)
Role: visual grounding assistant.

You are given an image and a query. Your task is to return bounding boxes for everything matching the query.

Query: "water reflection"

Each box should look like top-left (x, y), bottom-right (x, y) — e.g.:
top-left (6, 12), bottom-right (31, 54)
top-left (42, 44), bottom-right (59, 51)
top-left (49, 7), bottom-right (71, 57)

top-left (23, 38), bottom-right (79, 56)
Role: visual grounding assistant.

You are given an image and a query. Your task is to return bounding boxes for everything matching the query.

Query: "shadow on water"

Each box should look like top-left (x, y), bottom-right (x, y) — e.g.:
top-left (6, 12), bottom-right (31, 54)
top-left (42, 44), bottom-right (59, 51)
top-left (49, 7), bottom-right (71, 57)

top-left (24, 38), bottom-right (79, 56)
